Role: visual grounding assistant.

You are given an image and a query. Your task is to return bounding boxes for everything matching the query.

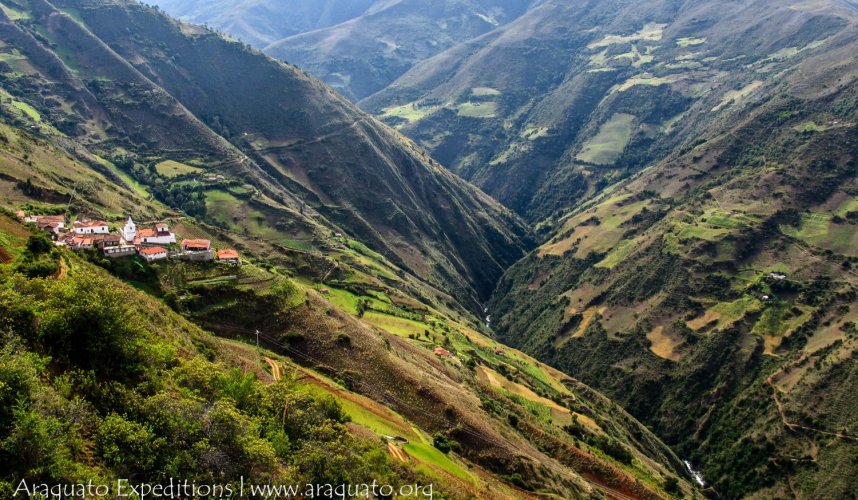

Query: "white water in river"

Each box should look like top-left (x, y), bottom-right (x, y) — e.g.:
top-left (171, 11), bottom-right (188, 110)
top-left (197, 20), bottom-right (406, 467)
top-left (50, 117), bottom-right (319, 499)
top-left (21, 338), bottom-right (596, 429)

top-left (684, 460), bottom-right (705, 487)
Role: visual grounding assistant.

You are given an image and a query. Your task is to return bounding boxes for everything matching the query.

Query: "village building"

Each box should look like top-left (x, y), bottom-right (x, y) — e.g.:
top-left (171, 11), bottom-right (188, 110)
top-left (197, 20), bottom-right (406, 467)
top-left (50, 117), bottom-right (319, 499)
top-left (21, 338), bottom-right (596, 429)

top-left (59, 233), bottom-right (119, 251)
top-left (104, 244), bottom-right (137, 258)
top-left (181, 239), bottom-right (213, 261)
top-left (121, 217), bottom-right (137, 242)
top-left (73, 219), bottom-right (109, 235)
top-left (38, 221), bottom-right (63, 235)
top-left (182, 239), bottom-right (211, 252)
top-left (21, 214), bottom-right (66, 234)
top-left (95, 234), bottom-right (122, 250)
top-left (62, 234), bottom-right (95, 250)
top-left (133, 220), bottom-right (177, 246)
top-left (217, 249), bottom-right (241, 265)
top-left (139, 246), bottom-right (168, 262)
top-left (433, 347), bottom-right (453, 358)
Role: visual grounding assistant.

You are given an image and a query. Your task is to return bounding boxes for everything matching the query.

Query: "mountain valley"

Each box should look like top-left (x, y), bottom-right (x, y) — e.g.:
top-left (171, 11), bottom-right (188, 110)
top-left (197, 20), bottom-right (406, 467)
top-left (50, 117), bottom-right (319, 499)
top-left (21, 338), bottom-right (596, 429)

top-left (2, 0), bottom-right (858, 498)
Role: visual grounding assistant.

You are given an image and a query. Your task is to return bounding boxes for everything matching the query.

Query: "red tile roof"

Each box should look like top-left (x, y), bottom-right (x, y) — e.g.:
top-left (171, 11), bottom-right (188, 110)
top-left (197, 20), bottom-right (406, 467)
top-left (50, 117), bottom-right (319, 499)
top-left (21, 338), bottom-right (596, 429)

top-left (217, 249), bottom-right (240, 260)
top-left (74, 220), bottom-right (108, 228)
top-left (140, 246), bottom-right (168, 256)
top-left (433, 347), bottom-right (453, 357)
top-left (33, 215), bottom-right (65, 224)
top-left (137, 228), bottom-right (157, 238)
top-left (182, 239), bottom-right (211, 250)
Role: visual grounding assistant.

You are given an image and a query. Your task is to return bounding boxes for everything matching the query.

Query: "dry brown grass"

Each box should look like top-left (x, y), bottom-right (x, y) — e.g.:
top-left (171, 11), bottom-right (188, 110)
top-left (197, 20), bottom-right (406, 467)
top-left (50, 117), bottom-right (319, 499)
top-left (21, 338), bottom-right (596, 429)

top-left (647, 326), bottom-right (683, 361)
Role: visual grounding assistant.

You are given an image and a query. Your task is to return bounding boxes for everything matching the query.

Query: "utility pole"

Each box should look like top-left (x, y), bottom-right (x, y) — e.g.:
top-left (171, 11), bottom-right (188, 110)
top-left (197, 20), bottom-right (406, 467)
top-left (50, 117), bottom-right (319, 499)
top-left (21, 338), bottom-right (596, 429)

top-left (64, 187), bottom-right (76, 219)
top-left (255, 330), bottom-right (260, 353)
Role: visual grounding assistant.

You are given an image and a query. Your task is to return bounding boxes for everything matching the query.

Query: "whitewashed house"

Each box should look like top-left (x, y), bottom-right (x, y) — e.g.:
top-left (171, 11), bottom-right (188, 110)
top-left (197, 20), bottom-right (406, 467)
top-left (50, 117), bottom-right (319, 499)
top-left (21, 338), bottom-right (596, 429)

top-left (73, 220), bottom-right (109, 235)
top-left (139, 246), bottom-right (168, 262)
top-left (135, 222), bottom-right (177, 245)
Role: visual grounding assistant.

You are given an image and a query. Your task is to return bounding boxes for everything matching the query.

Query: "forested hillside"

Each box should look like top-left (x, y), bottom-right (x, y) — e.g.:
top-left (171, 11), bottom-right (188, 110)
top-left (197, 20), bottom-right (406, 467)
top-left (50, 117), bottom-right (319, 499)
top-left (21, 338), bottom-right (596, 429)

top-left (0, 223), bottom-right (434, 496)
top-left (491, 28), bottom-right (858, 496)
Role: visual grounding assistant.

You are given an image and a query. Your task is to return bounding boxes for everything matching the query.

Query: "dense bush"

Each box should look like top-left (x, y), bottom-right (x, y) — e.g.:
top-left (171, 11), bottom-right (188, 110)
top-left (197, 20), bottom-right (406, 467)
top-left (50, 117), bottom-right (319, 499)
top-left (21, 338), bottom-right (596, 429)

top-left (0, 261), bottom-right (425, 492)
top-left (431, 433), bottom-right (460, 455)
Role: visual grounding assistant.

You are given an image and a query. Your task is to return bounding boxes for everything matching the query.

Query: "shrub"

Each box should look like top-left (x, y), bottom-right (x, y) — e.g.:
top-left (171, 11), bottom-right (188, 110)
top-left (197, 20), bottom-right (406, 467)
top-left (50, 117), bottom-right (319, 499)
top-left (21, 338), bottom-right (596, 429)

top-left (97, 414), bottom-right (159, 475)
top-left (25, 234), bottom-right (54, 255)
top-left (432, 433), bottom-right (460, 455)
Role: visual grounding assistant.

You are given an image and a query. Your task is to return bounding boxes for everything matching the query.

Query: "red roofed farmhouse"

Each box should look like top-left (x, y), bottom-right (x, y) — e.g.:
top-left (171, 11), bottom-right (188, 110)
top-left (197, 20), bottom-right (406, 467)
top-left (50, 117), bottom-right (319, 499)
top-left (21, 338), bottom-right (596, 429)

top-left (217, 249), bottom-right (241, 264)
top-left (22, 214), bottom-right (66, 234)
top-left (433, 347), bottom-right (453, 357)
top-left (139, 246), bottom-right (168, 262)
top-left (181, 239), bottom-right (213, 261)
top-left (181, 239), bottom-right (211, 252)
top-left (129, 218), bottom-right (176, 245)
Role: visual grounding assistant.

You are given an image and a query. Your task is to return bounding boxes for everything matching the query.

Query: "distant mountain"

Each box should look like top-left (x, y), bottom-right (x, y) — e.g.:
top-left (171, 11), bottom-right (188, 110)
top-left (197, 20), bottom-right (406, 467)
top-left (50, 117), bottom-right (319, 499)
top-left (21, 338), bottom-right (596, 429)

top-left (0, 0), bottom-right (533, 306)
top-left (150, 0), bottom-right (536, 101)
top-left (364, 0), bottom-right (858, 222)
top-left (149, 0), bottom-right (376, 47)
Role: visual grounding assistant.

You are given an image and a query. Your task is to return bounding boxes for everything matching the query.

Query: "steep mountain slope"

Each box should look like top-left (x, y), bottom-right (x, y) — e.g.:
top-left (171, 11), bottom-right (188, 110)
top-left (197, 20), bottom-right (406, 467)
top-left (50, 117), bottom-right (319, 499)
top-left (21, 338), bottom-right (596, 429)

top-left (0, 93), bottom-right (691, 499)
top-left (364, 0), bottom-right (858, 222)
top-left (490, 23), bottom-right (858, 497)
top-left (0, 220), bottom-right (446, 495)
top-left (0, 1), bottom-right (695, 496)
top-left (0, 210), bottom-right (692, 498)
top-left (0, 0), bottom-right (533, 306)
top-left (149, 0), bottom-right (376, 47)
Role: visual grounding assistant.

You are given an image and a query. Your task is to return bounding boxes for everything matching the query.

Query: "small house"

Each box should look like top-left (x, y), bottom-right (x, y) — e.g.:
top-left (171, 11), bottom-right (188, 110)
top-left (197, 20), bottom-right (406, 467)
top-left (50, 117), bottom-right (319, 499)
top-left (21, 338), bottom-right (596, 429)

top-left (135, 222), bottom-right (177, 245)
top-left (139, 246), bottom-right (168, 262)
top-left (217, 249), bottom-right (241, 264)
top-left (64, 235), bottom-right (94, 250)
top-left (433, 347), bottom-right (453, 358)
top-left (181, 239), bottom-right (213, 261)
top-left (95, 234), bottom-right (121, 249)
top-left (23, 214), bottom-right (65, 233)
top-left (181, 239), bottom-right (211, 253)
top-left (38, 222), bottom-right (62, 235)
top-left (104, 244), bottom-right (136, 258)
top-left (73, 219), bottom-right (109, 235)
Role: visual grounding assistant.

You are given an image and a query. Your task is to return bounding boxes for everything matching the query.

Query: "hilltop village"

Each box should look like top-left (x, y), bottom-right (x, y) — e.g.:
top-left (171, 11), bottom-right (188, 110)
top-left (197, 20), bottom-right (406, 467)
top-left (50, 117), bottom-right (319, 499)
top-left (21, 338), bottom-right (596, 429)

top-left (16, 211), bottom-right (241, 265)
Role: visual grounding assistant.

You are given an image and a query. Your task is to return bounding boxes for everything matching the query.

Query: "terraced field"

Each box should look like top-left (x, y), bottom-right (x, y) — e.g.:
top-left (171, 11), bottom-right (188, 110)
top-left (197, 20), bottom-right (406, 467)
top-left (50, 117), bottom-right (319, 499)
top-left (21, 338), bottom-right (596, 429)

top-left (154, 159), bottom-right (204, 178)
top-left (576, 113), bottom-right (636, 165)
